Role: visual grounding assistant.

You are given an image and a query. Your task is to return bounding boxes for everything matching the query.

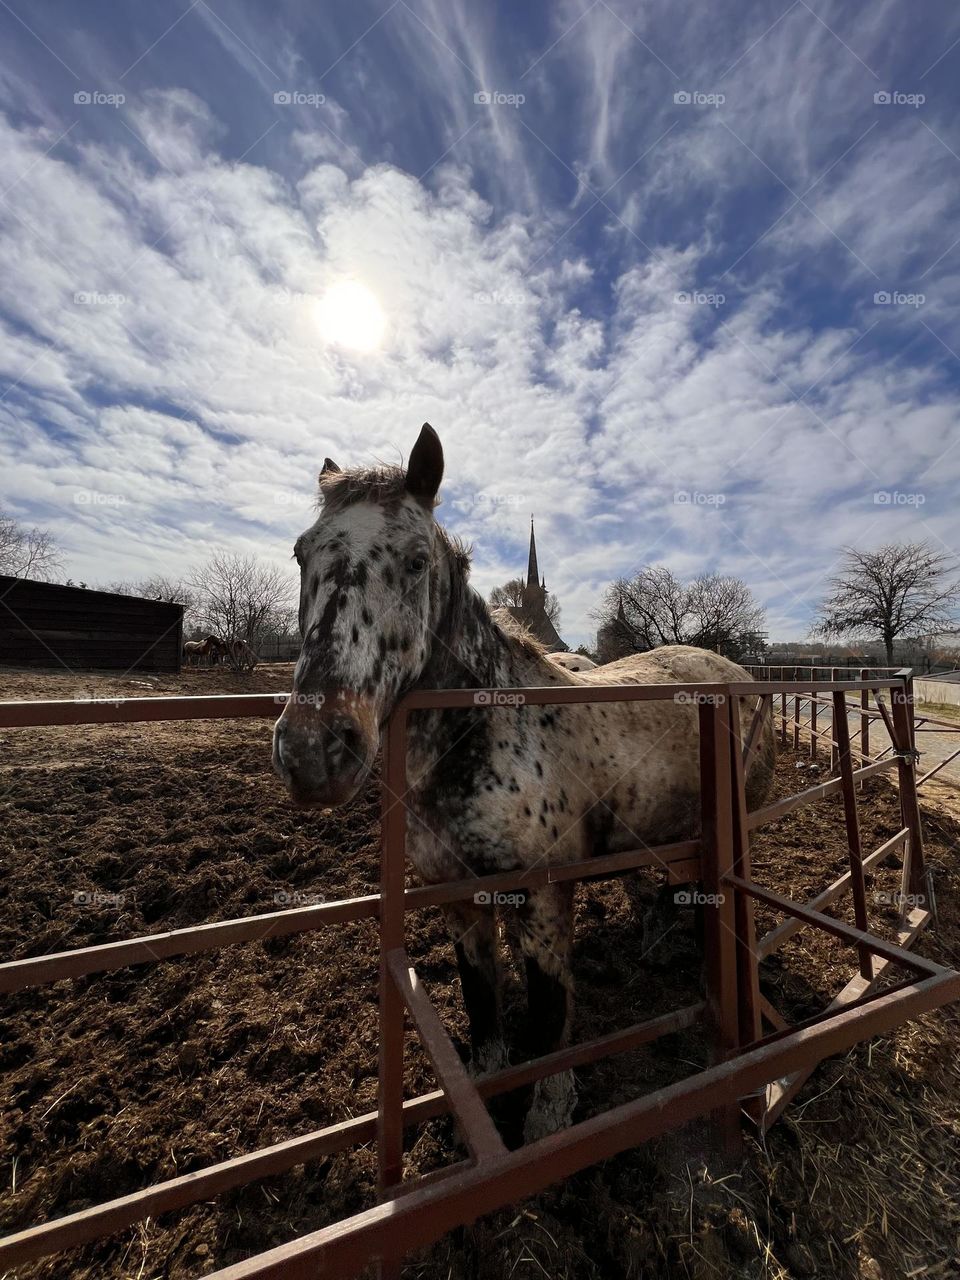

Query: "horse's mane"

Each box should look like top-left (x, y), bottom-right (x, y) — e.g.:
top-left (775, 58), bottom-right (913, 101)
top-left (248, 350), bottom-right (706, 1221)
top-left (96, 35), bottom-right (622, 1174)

top-left (489, 606), bottom-right (548, 658)
top-left (318, 464), bottom-right (440, 511)
top-left (317, 462), bottom-right (544, 664)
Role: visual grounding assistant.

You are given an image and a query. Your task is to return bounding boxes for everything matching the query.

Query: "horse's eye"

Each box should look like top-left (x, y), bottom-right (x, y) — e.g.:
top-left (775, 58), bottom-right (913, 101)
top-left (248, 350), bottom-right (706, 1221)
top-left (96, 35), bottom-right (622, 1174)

top-left (405, 555), bottom-right (427, 575)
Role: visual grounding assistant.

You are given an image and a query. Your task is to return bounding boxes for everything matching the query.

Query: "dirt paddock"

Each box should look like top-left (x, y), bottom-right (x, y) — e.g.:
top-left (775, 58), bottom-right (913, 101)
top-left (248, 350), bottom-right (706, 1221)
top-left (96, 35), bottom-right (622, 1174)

top-left (1, 665), bottom-right (959, 1279)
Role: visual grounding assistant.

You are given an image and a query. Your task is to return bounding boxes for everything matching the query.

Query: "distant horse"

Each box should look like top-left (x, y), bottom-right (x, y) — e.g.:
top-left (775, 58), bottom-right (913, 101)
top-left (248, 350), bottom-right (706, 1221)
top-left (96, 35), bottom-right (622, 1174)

top-left (182, 636), bottom-right (213, 667)
top-left (205, 635), bottom-right (229, 666)
top-left (548, 651), bottom-right (597, 673)
top-left (272, 424), bottom-right (775, 1141)
top-left (226, 637), bottom-right (259, 671)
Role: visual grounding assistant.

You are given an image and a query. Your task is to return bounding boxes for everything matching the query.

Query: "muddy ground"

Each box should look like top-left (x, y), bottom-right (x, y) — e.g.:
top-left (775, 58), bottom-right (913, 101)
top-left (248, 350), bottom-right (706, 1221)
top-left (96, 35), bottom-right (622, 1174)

top-left (1, 665), bottom-right (959, 1279)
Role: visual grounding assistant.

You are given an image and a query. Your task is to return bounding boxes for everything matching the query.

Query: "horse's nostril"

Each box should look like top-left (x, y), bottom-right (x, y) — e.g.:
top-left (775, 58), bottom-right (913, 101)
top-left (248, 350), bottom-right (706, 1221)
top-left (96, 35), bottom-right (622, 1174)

top-left (334, 722), bottom-right (361, 762)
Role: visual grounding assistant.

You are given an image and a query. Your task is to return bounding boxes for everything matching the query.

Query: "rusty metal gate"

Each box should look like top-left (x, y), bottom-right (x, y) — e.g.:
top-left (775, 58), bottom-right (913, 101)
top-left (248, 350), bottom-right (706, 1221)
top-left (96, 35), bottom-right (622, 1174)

top-left (0, 671), bottom-right (957, 1279)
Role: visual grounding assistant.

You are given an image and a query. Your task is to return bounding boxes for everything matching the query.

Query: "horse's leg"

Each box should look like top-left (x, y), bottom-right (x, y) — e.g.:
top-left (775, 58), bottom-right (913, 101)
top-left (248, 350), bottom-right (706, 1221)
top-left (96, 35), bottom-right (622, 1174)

top-left (517, 883), bottom-right (576, 1142)
top-left (442, 902), bottom-right (508, 1076)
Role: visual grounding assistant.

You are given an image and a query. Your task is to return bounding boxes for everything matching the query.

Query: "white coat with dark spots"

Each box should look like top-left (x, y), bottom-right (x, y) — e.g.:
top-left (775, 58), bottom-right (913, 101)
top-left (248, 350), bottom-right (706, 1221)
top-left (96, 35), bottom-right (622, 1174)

top-left (273, 424), bottom-right (775, 1141)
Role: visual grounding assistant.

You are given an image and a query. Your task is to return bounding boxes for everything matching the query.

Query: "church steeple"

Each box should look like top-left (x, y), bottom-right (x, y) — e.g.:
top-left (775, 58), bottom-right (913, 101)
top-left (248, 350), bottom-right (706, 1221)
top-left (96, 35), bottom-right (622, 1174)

top-left (506, 514), bottom-right (564, 651)
top-left (526, 515), bottom-right (540, 588)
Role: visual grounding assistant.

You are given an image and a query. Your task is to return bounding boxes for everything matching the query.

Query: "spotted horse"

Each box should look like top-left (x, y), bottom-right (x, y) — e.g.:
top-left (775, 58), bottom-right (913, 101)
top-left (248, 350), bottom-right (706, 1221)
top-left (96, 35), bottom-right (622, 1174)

top-left (272, 424), bottom-right (775, 1141)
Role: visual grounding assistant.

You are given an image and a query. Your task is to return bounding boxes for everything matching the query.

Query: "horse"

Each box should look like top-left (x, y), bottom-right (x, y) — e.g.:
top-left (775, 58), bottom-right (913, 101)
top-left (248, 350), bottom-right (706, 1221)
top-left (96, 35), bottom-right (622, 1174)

top-left (207, 635), bottom-right (232, 666)
top-left (226, 637), bottom-right (259, 671)
top-left (182, 636), bottom-right (212, 667)
top-left (547, 651), bottom-right (597, 673)
top-left (183, 635), bottom-right (227, 667)
top-left (272, 423), bottom-right (775, 1141)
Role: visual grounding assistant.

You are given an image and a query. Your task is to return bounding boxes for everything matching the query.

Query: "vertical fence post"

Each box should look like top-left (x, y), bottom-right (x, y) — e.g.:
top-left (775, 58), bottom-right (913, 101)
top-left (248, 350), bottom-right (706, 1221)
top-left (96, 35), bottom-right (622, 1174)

top-left (377, 709), bottom-right (409, 1279)
top-left (831, 692), bottom-right (872, 980)
top-left (891, 673), bottom-right (926, 905)
top-left (831, 667), bottom-right (840, 772)
top-left (860, 668), bottom-right (871, 783)
top-left (779, 667), bottom-right (788, 748)
top-left (698, 694), bottom-right (742, 1151)
top-left (793, 674), bottom-right (801, 753)
top-left (727, 697), bottom-right (762, 1054)
top-left (809, 668), bottom-right (818, 761)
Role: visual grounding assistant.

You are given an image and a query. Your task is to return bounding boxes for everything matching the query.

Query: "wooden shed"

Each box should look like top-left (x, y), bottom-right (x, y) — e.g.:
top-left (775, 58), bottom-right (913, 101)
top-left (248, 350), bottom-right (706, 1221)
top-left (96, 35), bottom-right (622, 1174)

top-left (0, 577), bottom-right (183, 672)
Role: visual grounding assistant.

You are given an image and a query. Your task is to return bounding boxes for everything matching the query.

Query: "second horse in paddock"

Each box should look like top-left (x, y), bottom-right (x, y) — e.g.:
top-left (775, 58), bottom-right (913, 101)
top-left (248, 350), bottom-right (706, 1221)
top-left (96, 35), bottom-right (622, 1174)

top-left (273, 424), bottom-right (775, 1140)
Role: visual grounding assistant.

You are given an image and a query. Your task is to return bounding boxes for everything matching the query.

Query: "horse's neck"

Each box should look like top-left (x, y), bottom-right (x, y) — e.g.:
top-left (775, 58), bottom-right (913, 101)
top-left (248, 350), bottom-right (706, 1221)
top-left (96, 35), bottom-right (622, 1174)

top-left (418, 563), bottom-right (549, 692)
top-left (403, 556), bottom-right (560, 783)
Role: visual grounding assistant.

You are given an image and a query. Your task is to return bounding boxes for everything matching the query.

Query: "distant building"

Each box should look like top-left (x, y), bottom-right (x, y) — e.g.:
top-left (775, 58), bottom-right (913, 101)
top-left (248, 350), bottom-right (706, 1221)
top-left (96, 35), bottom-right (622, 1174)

top-left (0, 576), bottom-right (184, 671)
top-left (595, 593), bottom-right (635, 664)
top-left (504, 518), bottom-right (565, 650)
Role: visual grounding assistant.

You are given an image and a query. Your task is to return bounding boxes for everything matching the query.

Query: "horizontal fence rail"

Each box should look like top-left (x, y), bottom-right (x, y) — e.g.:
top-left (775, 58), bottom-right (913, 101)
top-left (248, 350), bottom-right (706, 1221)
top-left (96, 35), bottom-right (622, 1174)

top-left (0, 670), bottom-right (956, 1279)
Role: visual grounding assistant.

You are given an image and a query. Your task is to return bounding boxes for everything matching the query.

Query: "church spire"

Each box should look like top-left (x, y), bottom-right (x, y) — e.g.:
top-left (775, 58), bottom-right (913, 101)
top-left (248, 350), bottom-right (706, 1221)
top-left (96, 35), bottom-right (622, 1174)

top-left (526, 515), bottom-right (540, 588)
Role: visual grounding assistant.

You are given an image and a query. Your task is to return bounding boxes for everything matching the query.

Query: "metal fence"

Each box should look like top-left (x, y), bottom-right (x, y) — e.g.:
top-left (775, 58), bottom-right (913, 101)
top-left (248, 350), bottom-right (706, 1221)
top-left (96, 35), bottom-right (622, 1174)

top-left (744, 665), bottom-right (960, 788)
top-left (0, 672), bottom-right (958, 1278)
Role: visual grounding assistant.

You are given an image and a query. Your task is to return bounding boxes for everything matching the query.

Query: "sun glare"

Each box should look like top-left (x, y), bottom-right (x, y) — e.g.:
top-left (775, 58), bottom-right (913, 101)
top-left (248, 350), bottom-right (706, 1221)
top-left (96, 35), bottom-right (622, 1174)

top-left (316, 281), bottom-right (386, 352)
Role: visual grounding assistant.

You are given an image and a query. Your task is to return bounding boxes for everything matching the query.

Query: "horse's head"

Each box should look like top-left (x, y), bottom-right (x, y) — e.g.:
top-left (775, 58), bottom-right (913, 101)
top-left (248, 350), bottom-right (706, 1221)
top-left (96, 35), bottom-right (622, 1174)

top-left (273, 423), bottom-right (450, 807)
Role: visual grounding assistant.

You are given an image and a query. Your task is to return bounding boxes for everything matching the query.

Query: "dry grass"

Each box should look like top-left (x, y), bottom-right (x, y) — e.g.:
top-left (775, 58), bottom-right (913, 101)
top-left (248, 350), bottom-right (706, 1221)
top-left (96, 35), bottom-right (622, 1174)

top-left (1, 665), bottom-right (959, 1278)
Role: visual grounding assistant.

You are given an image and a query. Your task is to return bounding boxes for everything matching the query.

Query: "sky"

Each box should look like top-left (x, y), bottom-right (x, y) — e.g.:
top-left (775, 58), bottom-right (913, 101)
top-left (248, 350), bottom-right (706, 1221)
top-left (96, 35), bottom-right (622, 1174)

top-left (0, 0), bottom-right (959, 648)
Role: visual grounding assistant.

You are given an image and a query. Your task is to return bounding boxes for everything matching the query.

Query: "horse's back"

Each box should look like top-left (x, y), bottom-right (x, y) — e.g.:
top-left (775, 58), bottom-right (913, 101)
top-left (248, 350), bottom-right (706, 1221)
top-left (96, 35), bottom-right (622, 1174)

top-left (582, 645), bottom-right (775, 809)
top-left (584, 644), bottom-right (751, 687)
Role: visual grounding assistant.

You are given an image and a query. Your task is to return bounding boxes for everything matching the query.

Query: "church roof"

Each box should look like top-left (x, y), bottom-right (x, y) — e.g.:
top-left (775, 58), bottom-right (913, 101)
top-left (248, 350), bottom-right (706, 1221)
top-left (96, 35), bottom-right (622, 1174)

top-left (526, 516), bottom-right (540, 588)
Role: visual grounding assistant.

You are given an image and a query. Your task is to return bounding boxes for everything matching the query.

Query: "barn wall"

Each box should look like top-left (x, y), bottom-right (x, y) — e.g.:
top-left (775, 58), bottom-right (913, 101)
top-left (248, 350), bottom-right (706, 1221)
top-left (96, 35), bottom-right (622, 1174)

top-left (0, 577), bottom-right (183, 672)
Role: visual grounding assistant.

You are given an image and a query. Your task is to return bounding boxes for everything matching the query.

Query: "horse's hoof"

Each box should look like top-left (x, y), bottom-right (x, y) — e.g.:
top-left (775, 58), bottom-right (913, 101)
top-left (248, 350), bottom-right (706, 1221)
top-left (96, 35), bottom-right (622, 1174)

top-left (522, 1072), bottom-right (577, 1142)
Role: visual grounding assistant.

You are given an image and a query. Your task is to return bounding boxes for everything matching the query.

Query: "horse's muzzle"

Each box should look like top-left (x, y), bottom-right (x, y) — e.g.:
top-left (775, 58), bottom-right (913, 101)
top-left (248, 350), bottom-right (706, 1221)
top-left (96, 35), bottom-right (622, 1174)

top-left (272, 690), bottom-right (378, 807)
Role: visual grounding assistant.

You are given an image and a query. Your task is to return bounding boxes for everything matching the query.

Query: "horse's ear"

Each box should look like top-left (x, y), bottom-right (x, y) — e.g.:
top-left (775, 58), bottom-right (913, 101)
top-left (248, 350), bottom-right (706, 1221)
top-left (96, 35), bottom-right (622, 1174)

top-left (320, 457), bottom-right (340, 477)
top-left (405, 423), bottom-right (443, 507)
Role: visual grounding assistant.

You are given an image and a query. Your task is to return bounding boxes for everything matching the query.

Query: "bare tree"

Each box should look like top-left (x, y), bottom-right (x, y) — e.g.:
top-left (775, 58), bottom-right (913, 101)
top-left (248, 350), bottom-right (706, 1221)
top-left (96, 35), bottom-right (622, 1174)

top-left (136, 574), bottom-right (195, 606)
top-left (594, 566), bottom-right (766, 660)
top-left (102, 575), bottom-right (199, 632)
top-left (814, 541), bottom-right (960, 663)
top-left (0, 511), bottom-right (63, 581)
top-left (190, 552), bottom-right (296, 651)
top-left (488, 576), bottom-right (562, 626)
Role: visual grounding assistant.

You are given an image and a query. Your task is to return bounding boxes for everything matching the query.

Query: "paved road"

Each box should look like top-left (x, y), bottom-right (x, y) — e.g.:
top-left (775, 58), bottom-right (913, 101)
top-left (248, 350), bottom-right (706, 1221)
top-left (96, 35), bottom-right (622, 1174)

top-left (775, 696), bottom-right (960, 789)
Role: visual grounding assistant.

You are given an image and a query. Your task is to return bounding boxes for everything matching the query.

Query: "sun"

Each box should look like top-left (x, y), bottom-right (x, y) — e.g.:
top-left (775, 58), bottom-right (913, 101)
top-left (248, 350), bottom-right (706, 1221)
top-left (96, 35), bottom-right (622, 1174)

top-left (316, 281), bottom-right (386, 352)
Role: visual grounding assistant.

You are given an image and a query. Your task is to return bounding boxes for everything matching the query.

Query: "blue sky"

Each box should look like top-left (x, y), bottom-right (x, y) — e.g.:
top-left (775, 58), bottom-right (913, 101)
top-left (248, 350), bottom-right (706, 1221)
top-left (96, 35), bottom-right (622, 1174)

top-left (1, 0), bottom-right (959, 646)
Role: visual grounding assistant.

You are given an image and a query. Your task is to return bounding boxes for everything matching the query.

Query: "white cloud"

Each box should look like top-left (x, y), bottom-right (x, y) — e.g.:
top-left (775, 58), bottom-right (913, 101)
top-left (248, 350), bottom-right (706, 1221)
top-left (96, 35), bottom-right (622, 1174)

top-left (1, 51), bottom-right (959, 648)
